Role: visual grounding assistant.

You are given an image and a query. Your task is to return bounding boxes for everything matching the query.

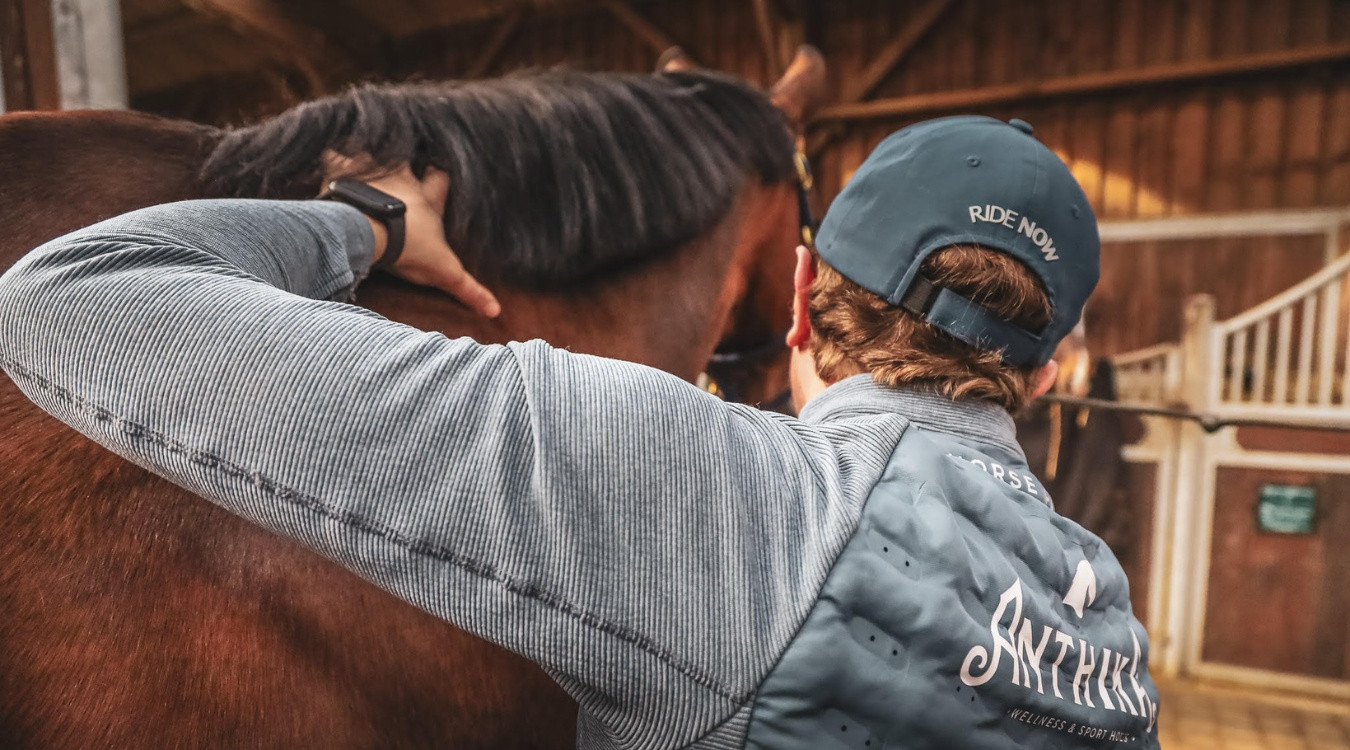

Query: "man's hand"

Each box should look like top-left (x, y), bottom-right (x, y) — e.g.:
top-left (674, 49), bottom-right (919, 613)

top-left (325, 154), bottom-right (500, 318)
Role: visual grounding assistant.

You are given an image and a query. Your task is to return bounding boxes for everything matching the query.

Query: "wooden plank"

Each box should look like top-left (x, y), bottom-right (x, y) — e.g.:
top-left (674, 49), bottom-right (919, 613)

top-left (1169, 91), bottom-right (1208, 213)
top-left (1317, 280), bottom-right (1340, 404)
top-left (805, 0), bottom-right (954, 157)
top-left (984, 0), bottom-right (1014, 86)
top-left (1041, 0), bottom-right (1075, 79)
top-left (1252, 317), bottom-right (1271, 402)
top-left (183, 0), bottom-right (346, 95)
top-left (1111, 0), bottom-right (1143, 70)
top-left (1228, 329), bottom-right (1248, 402)
top-left (814, 42), bottom-right (1350, 122)
top-left (464, 10), bottom-right (524, 78)
top-left (1202, 466), bottom-right (1347, 679)
top-left (124, 10), bottom-right (214, 47)
top-left (1212, 0), bottom-right (1249, 57)
top-left (941, 0), bottom-right (977, 91)
top-left (1275, 306), bottom-right (1294, 404)
top-left (751, 0), bottom-right (782, 79)
top-left (1134, 97), bottom-right (1172, 217)
top-left (1284, 81), bottom-right (1326, 207)
top-left (271, 0), bottom-right (388, 73)
top-left (1321, 79), bottom-right (1350, 205)
top-left (1247, 84), bottom-right (1286, 209)
top-left (1075, 101), bottom-right (1110, 215)
top-left (1179, 0), bottom-right (1215, 61)
top-left (1296, 294), bottom-right (1317, 404)
top-left (1141, 0), bottom-right (1180, 67)
top-left (1067, 0), bottom-right (1106, 76)
top-left (1250, 0), bottom-right (1292, 54)
top-left (1206, 89), bottom-right (1247, 211)
top-left (1101, 100), bottom-right (1139, 219)
top-left (1343, 285), bottom-right (1350, 406)
top-left (0, 0), bottom-right (61, 110)
top-left (1293, 0), bottom-right (1333, 46)
top-left (598, 0), bottom-right (684, 59)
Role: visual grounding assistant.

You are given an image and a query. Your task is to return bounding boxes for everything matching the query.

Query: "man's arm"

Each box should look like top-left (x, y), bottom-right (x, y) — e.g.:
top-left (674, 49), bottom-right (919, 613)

top-left (0, 199), bottom-right (887, 746)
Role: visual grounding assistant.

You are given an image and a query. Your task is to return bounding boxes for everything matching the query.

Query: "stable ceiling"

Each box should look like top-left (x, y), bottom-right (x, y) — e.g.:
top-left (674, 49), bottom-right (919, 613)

top-left (119, 0), bottom-right (626, 97)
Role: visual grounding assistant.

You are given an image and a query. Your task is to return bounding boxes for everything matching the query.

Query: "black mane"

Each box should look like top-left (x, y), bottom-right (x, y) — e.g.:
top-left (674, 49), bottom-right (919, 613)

top-left (200, 70), bottom-right (795, 286)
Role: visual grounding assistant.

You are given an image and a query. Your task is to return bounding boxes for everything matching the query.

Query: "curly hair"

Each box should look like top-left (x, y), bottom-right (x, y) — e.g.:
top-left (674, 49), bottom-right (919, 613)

top-left (808, 245), bottom-right (1052, 411)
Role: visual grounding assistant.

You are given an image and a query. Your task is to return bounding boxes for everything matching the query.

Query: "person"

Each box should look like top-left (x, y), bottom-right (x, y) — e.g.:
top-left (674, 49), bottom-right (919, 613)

top-left (0, 115), bottom-right (1160, 749)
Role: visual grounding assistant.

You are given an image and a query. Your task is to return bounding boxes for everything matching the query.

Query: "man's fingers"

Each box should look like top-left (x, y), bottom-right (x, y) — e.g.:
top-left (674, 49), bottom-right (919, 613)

top-left (422, 168), bottom-right (451, 215)
top-left (438, 263), bottom-right (501, 318)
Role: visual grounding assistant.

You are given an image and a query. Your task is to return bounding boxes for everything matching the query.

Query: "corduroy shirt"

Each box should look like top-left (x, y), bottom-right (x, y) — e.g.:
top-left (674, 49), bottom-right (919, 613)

top-left (0, 199), bottom-right (1156, 749)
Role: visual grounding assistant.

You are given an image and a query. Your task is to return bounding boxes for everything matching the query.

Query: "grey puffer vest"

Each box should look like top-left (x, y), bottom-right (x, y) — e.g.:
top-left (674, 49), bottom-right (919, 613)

top-left (744, 424), bottom-right (1160, 749)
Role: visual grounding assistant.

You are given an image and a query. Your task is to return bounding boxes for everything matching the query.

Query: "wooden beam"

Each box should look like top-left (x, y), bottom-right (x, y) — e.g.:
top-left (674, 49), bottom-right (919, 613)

top-left (0, 0), bottom-right (60, 110)
top-left (183, 0), bottom-right (346, 95)
top-left (124, 11), bottom-right (215, 48)
top-left (598, 0), bottom-right (683, 60)
top-left (465, 9), bottom-right (524, 79)
top-left (806, 0), bottom-right (954, 156)
top-left (273, 0), bottom-right (389, 74)
top-left (815, 42), bottom-right (1350, 122)
top-left (751, 0), bottom-right (783, 79)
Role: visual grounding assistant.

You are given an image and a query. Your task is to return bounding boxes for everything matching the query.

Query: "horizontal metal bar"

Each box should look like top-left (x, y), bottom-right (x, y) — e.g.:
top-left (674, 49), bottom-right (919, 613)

top-left (1036, 394), bottom-right (1350, 433)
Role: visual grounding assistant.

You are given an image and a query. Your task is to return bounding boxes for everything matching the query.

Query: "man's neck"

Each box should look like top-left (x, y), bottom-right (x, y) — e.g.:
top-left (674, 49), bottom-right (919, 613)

top-left (789, 346), bottom-right (833, 413)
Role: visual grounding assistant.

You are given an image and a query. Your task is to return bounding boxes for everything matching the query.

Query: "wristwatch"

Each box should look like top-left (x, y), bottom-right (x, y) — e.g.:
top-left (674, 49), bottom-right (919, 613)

top-left (321, 179), bottom-right (407, 271)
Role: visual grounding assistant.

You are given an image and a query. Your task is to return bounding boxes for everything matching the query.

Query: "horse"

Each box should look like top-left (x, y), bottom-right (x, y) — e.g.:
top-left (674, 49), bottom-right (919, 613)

top-left (0, 51), bottom-right (825, 748)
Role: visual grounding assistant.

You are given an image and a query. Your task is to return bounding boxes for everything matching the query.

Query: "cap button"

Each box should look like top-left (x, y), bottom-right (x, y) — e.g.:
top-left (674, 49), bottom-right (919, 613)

top-left (1008, 118), bottom-right (1034, 135)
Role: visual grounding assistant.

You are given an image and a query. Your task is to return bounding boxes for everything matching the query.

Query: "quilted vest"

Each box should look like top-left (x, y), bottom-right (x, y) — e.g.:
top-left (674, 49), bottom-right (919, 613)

top-left (744, 424), bottom-right (1161, 749)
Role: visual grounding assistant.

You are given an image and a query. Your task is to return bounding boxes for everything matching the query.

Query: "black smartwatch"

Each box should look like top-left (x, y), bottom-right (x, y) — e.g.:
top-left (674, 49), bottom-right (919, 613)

top-left (321, 179), bottom-right (407, 271)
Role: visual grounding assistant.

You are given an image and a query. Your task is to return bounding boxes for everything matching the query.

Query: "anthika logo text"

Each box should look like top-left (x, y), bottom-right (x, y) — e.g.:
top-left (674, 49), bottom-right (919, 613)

top-left (959, 577), bottom-right (1157, 733)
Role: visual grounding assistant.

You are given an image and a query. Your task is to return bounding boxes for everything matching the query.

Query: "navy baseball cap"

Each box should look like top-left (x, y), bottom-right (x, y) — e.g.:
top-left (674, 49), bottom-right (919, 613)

top-left (814, 115), bottom-right (1099, 367)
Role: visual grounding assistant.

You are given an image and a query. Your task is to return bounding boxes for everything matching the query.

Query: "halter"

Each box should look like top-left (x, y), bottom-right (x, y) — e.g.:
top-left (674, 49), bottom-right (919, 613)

top-left (702, 147), bottom-right (815, 411)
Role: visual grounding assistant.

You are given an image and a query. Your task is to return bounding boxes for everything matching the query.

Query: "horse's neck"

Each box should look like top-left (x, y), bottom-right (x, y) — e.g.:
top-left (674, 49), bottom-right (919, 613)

top-left (359, 199), bottom-right (750, 381)
top-left (0, 111), bottom-right (219, 269)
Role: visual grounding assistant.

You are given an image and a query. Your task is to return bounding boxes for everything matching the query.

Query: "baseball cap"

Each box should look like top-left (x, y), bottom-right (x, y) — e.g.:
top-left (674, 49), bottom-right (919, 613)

top-left (814, 115), bottom-right (1099, 367)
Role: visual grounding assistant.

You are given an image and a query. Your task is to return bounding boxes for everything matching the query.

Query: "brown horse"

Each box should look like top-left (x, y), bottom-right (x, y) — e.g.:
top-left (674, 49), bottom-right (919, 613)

top-left (0, 53), bottom-right (824, 749)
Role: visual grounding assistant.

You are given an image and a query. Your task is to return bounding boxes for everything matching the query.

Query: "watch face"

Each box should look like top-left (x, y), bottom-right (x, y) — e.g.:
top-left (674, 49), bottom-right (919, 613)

top-left (326, 179), bottom-right (406, 218)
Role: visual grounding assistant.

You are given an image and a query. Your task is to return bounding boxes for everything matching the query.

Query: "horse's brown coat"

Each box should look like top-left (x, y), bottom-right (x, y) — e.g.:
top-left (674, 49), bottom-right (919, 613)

top-left (0, 105), bottom-right (803, 747)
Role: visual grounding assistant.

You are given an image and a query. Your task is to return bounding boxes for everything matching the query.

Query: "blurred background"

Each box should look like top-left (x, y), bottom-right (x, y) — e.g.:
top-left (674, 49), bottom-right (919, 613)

top-left (3, 0), bottom-right (1350, 745)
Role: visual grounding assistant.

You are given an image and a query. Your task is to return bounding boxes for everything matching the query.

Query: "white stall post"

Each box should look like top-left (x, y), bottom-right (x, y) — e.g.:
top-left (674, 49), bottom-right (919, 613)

top-left (49, 0), bottom-right (126, 109)
top-left (1160, 294), bottom-right (1218, 677)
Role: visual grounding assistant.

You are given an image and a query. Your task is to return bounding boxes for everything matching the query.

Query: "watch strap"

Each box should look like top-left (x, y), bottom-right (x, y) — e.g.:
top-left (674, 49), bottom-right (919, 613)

top-left (321, 179), bottom-right (407, 271)
top-left (372, 212), bottom-right (406, 271)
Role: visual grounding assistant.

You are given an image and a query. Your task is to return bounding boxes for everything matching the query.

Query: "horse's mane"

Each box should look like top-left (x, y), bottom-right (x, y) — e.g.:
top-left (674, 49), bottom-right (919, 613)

top-left (200, 69), bottom-right (795, 287)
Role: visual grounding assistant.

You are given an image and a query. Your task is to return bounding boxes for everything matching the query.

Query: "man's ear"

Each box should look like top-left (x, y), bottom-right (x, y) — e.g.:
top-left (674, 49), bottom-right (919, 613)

top-left (1032, 359), bottom-right (1060, 398)
top-left (786, 245), bottom-right (815, 349)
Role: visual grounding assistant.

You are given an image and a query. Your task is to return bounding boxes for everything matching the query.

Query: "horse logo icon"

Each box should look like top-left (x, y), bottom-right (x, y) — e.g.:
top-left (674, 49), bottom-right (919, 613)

top-left (1062, 560), bottom-right (1098, 618)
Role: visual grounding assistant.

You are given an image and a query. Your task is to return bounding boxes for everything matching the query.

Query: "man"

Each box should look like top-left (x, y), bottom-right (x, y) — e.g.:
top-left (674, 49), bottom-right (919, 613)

top-left (0, 116), bottom-right (1159, 748)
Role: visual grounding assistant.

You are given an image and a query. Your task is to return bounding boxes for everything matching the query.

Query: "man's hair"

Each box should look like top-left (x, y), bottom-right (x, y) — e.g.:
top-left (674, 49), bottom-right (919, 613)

top-left (808, 245), bottom-right (1052, 411)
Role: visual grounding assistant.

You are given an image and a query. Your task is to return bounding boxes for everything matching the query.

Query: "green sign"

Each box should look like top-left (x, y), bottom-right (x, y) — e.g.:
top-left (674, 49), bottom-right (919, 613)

top-left (1257, 484), bottom-right (1317, 535)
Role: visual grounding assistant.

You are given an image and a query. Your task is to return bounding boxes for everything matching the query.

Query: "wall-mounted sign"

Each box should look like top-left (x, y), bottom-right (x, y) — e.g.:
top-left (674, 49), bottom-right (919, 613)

top-left (1257, 484), bottom-right (1317, 535)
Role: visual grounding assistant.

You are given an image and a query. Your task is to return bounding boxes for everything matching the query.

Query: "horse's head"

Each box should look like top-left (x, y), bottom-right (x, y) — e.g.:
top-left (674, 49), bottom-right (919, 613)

top-left (665, 47), bottom-right (828, 414)
top-left (199, 67), bottom-right (811, 390)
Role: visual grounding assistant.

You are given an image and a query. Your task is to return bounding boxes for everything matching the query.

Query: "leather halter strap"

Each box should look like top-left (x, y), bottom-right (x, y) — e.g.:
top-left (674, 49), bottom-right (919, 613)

top-left (701, 148), bottom-right (814, 410)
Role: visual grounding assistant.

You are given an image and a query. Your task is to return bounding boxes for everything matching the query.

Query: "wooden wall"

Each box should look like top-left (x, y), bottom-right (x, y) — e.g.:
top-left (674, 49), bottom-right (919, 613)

top-left (125, 0), bottom-right (1350, 357)
top-left (1203, 465), bottom-right (1350, 679)
top-left (813, 0), bottom-right (1350, 216)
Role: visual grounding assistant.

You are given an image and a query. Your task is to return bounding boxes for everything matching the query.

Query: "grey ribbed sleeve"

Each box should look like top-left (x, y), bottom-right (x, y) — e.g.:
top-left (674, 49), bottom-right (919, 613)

top-left (0, 200), bottom-right (908, 749)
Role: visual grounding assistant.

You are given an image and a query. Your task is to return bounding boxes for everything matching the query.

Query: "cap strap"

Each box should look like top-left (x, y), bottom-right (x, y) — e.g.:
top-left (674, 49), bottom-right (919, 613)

top-left (899, 276), bottom-right (1046, 367)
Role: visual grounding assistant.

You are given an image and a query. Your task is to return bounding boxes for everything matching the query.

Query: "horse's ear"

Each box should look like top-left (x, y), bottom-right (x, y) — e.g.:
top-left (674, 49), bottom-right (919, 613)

top-left (656, 46), bottom-right (697, 73)
top-left (769, 45), bottom-right (828, 131)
